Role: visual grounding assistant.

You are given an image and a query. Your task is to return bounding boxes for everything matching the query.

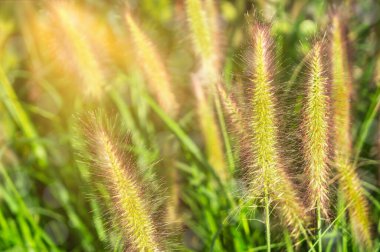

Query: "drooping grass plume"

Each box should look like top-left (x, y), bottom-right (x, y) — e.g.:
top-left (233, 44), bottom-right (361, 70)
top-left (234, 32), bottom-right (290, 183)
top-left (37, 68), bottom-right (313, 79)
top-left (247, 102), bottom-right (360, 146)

top-left (247, 23), bottom-right (307, 242)
top-left (338, 163), bottom-right (372, 248)
top-left (329, 13), bottom-right (372, 248)
top-left (79, 113), bottom-right (163, 251)
top-left (47, 1), bottom-right (107, 100)
top-left (125, 12), bottom-right (178, 117)
top-left (124, 12), bottom-right (181, 228)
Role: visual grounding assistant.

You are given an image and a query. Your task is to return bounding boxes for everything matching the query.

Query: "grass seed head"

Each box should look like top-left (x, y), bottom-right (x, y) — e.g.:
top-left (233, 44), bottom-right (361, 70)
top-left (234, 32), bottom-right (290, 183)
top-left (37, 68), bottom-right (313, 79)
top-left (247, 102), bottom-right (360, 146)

top-left (247, 22), bottom-right (307, 237)
top-left (186, 0), bottom-right (213, 62)
top-left (125, 12), bottom-right (179, 117)
top-left (186, 0), bottom-right (222, 84)
top-left (330, 12), bottom-right (352, 160)
top-left (79, 113), bottom-right (163, 251)
top-left (302, 40), bottom-right (331, 218)
top-left (339, 163), bottom-right (373, 248)
top-left (329, 12), bottom-right (372, 248)
top-left (47, 1), bottom-right (107, 100)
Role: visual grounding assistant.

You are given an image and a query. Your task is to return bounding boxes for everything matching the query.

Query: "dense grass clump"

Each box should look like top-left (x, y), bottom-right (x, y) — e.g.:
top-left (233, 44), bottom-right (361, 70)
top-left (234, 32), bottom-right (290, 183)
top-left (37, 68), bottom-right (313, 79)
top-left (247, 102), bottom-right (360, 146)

top-left (0, 1), bottom-right (379, 251)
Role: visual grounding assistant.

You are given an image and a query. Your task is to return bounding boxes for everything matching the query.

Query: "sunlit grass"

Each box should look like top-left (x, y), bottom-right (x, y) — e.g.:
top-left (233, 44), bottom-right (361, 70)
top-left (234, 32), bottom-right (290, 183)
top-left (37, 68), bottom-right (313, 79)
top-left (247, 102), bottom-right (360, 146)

top-left (0, 1), bottom-right (379, 251)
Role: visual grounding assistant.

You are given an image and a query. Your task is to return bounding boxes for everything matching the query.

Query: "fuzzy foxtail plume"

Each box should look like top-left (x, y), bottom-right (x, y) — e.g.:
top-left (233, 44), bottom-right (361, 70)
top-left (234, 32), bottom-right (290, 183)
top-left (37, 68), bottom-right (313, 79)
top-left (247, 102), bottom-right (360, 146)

top-left (330, 13), bottom-right (352, 159)
top-left (125, 13), bottom-right (178, 117)
top-left (185, 0), bottom-right (213, 63)
top-left (48, 2), bottom-right (106, 100)
top-left (302, 41), bottom-right (331, 219)
top-left (338, 163), bottom-right (372, 248)
top-left (217, 84), bottom-right (248, 143)
top-left (80, 113), bottom-right (163, 251)
top-left (330, 13), bottom-right (372, 248)
top-left (186, 0), bottom-right (221, 80)
top-left (186, 0), bottom-right (227, 181)
top-left (248, 23), bottom-right (307, 238)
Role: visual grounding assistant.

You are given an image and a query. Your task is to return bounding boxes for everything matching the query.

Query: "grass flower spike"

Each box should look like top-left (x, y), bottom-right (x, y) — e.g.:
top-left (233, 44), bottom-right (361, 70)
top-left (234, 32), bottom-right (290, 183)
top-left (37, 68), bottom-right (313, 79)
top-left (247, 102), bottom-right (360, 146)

top-left (2, 2), bottom-right (380, 252)
top-left (125, 13), bottom-right (178, 117)
top-left (248, 23), bottom-right (307, 243)
top-left (217, 84), bottom-right (248, 143)
top-left (330, 13), bottom-right (372, 248)
top-left (186, 0), bottom-right (227, 181)
top-left (80, 113), bottom-right (162, 251)
top-left (302, 41), bottom-right (330, 218)
top-left (186, 0), bottom-right (220, 82)
top-left (186, 0), bottom-right (213, 63)
top-left (330, 14), bottom-right (352, 159)
top-left (49, 2), bottom-right (106, 99)
top-left (302, 40), bottom-right (330, 252)
top-left (338, 163), bottom-right (372, 248)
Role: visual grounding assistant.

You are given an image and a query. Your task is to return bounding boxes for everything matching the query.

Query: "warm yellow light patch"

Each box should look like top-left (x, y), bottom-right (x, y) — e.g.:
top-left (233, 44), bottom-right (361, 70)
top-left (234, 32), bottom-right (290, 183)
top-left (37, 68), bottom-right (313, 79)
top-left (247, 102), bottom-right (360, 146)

top-left (49, 2), bottom-right (106, 99)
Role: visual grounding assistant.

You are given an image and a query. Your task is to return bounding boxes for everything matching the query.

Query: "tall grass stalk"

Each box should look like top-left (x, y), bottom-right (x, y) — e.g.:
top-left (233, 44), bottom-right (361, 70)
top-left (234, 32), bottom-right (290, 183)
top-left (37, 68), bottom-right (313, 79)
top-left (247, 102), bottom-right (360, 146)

top-left (302, 41), bottom-right (330, 252)
top-left (186, 0), bottom-right (213, 64)
top-left (125, 12), bottom-right (178, 117)
top-left (330, 13), bottom-right (372, 248)
top-left (248, 23), bottom-right (307, 248)
top-left (186, 0), bottom-right (227, 181)
top-left (79, 113), bottom-right (162, 251)
top-left (48, 1), bottom-right (106, 99)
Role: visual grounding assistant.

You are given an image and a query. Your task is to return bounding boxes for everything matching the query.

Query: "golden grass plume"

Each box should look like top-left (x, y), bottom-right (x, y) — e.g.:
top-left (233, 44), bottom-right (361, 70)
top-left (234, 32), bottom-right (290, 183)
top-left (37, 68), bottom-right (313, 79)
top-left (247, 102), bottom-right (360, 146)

top-left (125, 12), bottom-right (179, 117)
top-left (79, 113), bottom-right (164, 251)
top-left (302, 40), bottom-right (331, 218)
top-left (329, 12), bottom-right (372, 247)
top-left (247, 22), bottom-right (307, 237)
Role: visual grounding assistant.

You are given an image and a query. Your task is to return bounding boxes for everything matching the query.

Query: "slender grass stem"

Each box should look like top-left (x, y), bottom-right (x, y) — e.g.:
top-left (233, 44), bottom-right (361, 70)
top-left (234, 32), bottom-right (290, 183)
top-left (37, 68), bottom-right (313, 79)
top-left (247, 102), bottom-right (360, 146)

top-left (264, 188), bottom-right (271, 252)
top-left (298, 220), bottom-right (315, 251)
top-left (317, 204), bottom-right (322, 252)
top-left (308, 203), bottom-right (352, 252)
top-left (337, 190), bottom-right (348, 252)
top-left (214, 91), bottom-right (235, 175)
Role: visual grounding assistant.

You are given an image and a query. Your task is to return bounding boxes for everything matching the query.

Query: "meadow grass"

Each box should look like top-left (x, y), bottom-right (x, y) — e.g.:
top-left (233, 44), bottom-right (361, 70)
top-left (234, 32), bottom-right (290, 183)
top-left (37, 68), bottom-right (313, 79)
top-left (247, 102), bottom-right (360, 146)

top-left (0, 1), bottom-right (379, 251)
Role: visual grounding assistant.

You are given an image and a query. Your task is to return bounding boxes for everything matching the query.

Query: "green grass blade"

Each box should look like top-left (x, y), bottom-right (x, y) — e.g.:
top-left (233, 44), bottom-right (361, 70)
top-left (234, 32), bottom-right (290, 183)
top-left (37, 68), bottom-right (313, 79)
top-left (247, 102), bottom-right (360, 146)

top-left (0, 67), bottom-right (47, 167)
